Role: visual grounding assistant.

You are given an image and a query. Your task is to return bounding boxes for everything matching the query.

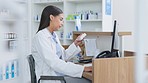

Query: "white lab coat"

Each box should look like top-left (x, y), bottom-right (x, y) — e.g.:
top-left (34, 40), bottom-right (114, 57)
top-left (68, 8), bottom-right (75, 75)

top-left (31, 28), bottom-right (84, 83)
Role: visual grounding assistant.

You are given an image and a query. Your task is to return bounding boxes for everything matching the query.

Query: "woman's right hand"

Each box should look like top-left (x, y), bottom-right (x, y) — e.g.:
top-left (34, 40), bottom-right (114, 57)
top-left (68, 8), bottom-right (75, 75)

top-left (84, 66), bottom-right (92, 72)
top-left (74, 34), bottom-right (83, 46)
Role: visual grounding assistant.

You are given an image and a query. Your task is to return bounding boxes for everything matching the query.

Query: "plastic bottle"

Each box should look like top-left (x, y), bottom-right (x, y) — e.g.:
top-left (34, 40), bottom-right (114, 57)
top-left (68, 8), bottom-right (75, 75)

top-left (0, 67), bottom-right (2, 80)
top-left (74, 16), bottom-right (81, 31)
top-left (5, 64), bottom-right (9, 79)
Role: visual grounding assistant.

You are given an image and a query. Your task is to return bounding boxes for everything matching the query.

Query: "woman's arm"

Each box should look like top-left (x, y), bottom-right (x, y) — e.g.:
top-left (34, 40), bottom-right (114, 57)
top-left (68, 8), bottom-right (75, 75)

top-left (64, 34), bottom-right (84, 60)
top-left (35, 32), bottom-right (85, 78)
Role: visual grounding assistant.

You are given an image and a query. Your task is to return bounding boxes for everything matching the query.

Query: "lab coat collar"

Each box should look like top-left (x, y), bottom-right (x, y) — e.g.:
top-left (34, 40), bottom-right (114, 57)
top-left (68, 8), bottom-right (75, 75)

top-left (42, 28), bottom-right (60, 44)
top-left (43, 28), bottom-right (56, 38)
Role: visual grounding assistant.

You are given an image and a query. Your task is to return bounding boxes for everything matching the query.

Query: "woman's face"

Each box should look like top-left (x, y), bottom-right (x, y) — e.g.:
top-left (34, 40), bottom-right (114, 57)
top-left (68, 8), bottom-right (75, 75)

top-left (50, 13), bottom-right (64, 31)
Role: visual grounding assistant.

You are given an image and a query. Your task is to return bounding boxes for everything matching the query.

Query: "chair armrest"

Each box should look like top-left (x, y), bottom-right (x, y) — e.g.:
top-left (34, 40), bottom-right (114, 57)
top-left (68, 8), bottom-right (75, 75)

top-left (38, 76), bottom-right (66, 83)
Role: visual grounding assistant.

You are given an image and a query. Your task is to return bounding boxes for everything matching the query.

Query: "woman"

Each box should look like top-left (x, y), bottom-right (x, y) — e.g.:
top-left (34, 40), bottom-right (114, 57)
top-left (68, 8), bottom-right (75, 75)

top-left (32, 5), bottom-right (92, 83)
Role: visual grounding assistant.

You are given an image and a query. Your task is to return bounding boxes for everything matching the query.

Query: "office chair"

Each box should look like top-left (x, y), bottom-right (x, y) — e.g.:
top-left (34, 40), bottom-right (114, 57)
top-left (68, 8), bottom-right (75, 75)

top-left (27, 54), bottom-right (66, 83)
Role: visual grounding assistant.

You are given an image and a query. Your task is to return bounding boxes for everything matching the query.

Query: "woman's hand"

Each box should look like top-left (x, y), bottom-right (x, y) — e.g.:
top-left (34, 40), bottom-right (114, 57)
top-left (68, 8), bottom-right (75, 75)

top-left (84, 66), bottom-right (92, 72)
top-left (74, 34), bottom-right (83, 46)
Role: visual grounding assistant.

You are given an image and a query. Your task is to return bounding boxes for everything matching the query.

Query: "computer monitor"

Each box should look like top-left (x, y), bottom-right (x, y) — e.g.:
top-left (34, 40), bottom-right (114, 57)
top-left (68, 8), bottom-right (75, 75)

top-left (111, 20), bottom-right (117, 53)
top-left (79, 20), bottom-right (118, 63)
top-left (96, 20), bottom-right (119, 58)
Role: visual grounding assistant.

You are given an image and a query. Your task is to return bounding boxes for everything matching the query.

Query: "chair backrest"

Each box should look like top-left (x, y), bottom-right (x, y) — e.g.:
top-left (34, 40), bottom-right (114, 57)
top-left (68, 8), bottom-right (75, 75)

top-left (27, 55), bottom-right (37, 83)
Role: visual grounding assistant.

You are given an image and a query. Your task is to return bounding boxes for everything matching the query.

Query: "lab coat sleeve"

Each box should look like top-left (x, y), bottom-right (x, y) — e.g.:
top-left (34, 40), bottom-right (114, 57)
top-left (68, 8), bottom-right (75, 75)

top-left (64, 43), bottom-right (81, 60)
top-left (36, 33), bottom-right (84, 78)
top-left (55, 33), bottom-right (81, 61)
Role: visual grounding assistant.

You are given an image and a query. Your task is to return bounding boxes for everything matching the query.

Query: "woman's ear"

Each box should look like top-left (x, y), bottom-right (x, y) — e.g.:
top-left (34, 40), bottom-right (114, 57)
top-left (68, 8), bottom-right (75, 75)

top-left (50, 15), bottom-right (54, 21)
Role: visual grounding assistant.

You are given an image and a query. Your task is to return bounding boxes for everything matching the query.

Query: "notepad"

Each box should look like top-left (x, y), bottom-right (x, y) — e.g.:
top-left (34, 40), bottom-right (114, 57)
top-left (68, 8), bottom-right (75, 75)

top-left (84, 39), bottom-right (99, 56)
top-left (84, 39), bottom-right (96, 56)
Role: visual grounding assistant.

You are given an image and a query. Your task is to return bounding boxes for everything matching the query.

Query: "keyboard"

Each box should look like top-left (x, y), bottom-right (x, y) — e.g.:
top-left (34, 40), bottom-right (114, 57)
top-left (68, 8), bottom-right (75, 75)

top-left (78, 59), bottom-right (92, 63)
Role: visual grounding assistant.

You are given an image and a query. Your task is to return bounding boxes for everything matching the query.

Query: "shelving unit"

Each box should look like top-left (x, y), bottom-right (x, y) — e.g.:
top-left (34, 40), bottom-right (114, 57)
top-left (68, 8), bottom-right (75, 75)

top-left (0, 0), bottom-right (30, 83)
top-left (31, 0), bottom-right (113, 45)
top-left (0, 3), bottom-right (29, 53)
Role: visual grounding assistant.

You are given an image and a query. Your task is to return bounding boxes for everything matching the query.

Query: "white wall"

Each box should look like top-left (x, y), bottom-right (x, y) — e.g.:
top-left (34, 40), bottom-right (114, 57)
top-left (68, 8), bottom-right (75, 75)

top-left (134, 0), bottom-right (148, 82)
top-left (113, 0), bottom-right (135, 52)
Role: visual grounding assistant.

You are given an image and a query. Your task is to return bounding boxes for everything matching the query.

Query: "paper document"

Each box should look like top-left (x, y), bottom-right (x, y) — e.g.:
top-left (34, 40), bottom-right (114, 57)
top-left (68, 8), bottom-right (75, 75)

top-left (84, 39), bottom-right (99, 56)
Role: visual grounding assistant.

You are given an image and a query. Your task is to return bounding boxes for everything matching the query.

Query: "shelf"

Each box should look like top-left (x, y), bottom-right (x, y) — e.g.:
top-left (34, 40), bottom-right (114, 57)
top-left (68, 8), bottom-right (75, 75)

top-left (34, 1), bottom-right (63, 5)
top-left (0, 19), bottom-right (28, 22)
top-left (73, 31), bottom-right (132, 36)
top-left (4, 39), bottom-right (17, 41)
top-left (66, 19), bottom-right (102, 22)
top-left (36, 19), bottom-right (102, 23)
top-left (0, 19), bottom-right (17, 22)
top-left (118, 32), bottom-right (132, 36)
top-left (66, 0), bottom-right (101, 3)
top-left (34, 20), bottom-right (40, 23)
top-left (81, 19), bottom-right (102, 22)
top-left (15, 0), bottom-right (28, 4)
top-left (73, 31), bottom-right (112, 36)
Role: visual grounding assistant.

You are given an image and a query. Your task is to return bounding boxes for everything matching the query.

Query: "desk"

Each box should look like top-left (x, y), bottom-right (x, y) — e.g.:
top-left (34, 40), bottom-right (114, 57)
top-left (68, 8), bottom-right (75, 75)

top-left (83, 72), bottom-right (92, 81)
top-left (82, 57), bottom-right (134, 83)
top-left (73, 31), bottom-right (132, 57)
